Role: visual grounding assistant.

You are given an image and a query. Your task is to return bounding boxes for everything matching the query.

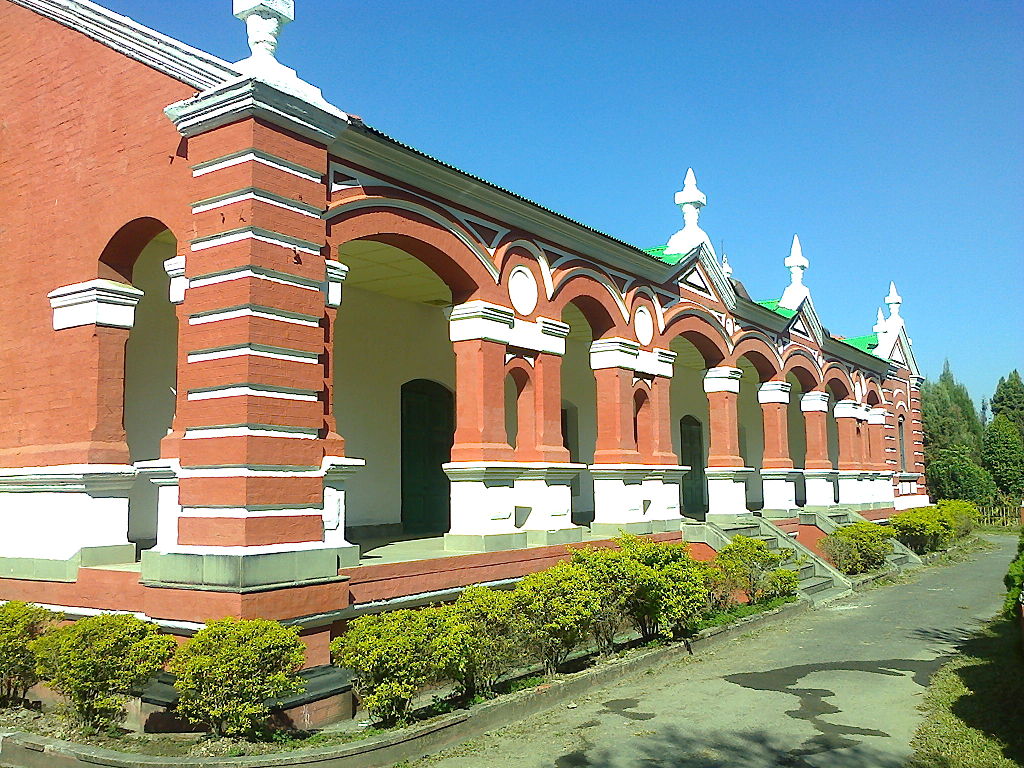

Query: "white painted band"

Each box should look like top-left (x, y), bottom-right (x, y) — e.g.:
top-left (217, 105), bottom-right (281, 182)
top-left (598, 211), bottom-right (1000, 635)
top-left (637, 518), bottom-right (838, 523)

top-left (187, 386), bottom-right (318, 402)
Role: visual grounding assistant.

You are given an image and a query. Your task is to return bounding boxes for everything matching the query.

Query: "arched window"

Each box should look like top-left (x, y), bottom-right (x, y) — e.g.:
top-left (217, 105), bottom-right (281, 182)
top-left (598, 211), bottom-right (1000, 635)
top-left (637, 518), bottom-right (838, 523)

top-left (898, 415), bottom-right (907, 473)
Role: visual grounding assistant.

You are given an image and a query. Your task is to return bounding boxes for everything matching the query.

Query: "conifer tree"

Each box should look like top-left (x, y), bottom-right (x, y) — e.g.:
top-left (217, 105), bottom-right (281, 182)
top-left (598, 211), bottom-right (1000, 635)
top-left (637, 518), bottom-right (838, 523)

top-left (921, 361), bottom-right (983, 463)
top-left (992, 370), bottom-right (1024, 439)
top-left (981, 414), bottom-right (1024, 499)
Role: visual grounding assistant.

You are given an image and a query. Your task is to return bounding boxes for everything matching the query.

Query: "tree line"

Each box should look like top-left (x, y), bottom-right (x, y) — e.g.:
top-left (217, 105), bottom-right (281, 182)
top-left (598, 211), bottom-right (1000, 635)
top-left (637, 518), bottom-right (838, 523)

top-left (922, 364), bottom-right (1024, 504)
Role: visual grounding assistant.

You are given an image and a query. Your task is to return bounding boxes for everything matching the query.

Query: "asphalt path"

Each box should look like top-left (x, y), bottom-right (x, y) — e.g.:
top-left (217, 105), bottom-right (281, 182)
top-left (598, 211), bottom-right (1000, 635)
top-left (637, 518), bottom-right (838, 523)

top-left (412, 535), bottom-right (1017, 768)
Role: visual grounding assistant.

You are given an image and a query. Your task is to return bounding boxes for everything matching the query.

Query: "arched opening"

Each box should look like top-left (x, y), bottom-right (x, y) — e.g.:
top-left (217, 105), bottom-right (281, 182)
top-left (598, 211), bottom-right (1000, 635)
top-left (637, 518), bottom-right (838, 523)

top-left (633, 388), bottom-right (652, 451)
top-left (669, 334), bottom-right (713, 519)
top-left (123, 227), bottom-right (178, 552)
top-left (785, 372), bottom-right (808, 507)
top-left (504, 366), bottom-right (535, 454)
top-left (898, 414), bottom-right (907, 473)
top-left (334, 237), bottom-right (458, 545)
top-left (737, 358), bottom-right (765, 511)
top-left (559, 300), bottom-right (601, 525)
top-left (400, 379), bottom-right (454, 535)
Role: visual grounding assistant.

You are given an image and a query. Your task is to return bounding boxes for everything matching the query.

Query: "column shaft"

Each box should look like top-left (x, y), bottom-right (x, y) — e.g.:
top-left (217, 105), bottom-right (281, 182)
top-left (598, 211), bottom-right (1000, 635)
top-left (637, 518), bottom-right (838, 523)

top-left (593, 367), bottom-right (641, 463)
top-left (451, 338), bottom-right (515, 462)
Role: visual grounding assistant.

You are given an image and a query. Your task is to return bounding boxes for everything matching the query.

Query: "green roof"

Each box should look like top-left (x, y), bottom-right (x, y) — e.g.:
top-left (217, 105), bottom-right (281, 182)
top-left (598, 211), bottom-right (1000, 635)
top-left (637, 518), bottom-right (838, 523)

top-left (841, 333), bottom-right (879, 353)
top-left (642, 244), bottom-right (692, 266)
top-left (756, 299), bottom-right (796, 319)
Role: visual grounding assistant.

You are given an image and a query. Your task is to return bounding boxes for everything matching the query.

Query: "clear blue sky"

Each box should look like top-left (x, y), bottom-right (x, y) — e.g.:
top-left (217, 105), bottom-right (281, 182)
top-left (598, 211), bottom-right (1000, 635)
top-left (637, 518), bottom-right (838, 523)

top-left (104, 0), bottom-right (1023, 405)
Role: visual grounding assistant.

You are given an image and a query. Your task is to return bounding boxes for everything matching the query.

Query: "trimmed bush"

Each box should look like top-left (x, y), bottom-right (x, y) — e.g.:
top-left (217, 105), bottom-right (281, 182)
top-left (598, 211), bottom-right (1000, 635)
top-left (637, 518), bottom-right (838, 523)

top-left (659, 559), bottom-right (713, 637)
top-left (512, 561), bottom-right (602, 674)
top-left (0, 601), bottom-right (58, 707)
top-left (714, 535), bottom-right (790, 603)
top-left (434, 586), bottom-right (523, 698)
top-left (31, 613), bottom-right (175, 731)
top-left (763, 569), bottom-right (799, 600)
top-left (821, 521), bottom-right (893, 574)
top-left (615, 532), bottom-right (692, 569)
top-left (331, 608), bottom-right (442, 725)
top-left (936, 499), bottom-right (978, 538)
top-left (570, 547), bottom-right (644, 650)
top-left (170, 617), bottom-right (306, 737)
top-left (890, 506), bottom-right (954, 554)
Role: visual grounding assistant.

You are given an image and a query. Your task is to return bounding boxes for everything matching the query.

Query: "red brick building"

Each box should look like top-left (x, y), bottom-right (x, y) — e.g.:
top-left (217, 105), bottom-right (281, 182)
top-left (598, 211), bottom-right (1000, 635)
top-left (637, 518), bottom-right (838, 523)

top-left (1, 0), bottom-right (927, 671)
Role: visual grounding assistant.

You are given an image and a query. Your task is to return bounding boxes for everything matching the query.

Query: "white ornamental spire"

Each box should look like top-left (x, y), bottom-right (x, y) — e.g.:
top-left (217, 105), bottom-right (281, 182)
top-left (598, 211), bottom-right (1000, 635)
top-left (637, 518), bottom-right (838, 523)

top-left (885, 281), bottom-right (902, 319)
top-left (665, 168), bottom-right (714, 257)
top-left (234, 0), bottom-right (293, 62)
top-left (778, 234), bottom-right (810, 310)
top-left (872, 307), bottom-right (886, 334)
top-left (721, 252), bottom-right (733, 279)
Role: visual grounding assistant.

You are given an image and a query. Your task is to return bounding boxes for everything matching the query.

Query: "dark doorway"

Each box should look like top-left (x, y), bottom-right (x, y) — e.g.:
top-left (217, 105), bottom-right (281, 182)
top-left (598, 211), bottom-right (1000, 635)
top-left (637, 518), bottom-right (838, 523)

top-left (679, 415), bottom-right (707, 518)
top-left (401, 379), bottom-right (454, 535)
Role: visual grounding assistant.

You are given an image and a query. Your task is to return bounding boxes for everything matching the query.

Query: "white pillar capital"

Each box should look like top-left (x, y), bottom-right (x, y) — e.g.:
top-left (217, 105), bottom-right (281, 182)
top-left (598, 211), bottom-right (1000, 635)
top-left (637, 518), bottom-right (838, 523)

top-left (800, 391), bottom-right (830, 412)
top-left (163, 255), bottom-right (188, 304)
top-left (703, 366), bottom-right (743, 394)
top-left (757, 380), bottom-right (791, 404)
top-left (867, 407), bottom-right (888, 425)
top-left (47, 279), bottom-right (144, 331)
top-left (324, 259), bottom-right (348, 308)
top-left (833, 399), bottom-right (862, 419)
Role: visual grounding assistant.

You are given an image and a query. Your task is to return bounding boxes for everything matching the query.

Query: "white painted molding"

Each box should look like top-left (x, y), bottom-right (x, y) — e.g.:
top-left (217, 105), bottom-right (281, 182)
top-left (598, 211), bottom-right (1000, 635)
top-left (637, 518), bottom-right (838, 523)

top-left (833, 399), bottom-right (862, 419)
top-left (801, 391), bottom-right (830, 412)
top-left (703, 366), bottom-right (743, 394)
top-left (163, 255), bottom-right (187, 304)
top-left (325, 259), bottom-right (348, 308)
top-left (449, 300), bottom-right (568, 355)
top-left (589, 338), bottom-right (673, 377)
top-left (48, 279), bottom-right (143, 330)
top-left (758, 380), bottom-right (792, 404)
top-left (507, 265), bottom-right (539, 316)
top-left (633, 306), bottom-right (655, 346)
top-left (10, 0), bottom-right (239, 90)
top-left (867, 407), bottom-right (888, 425)
top-left (0, 464), bottom-right (136, 493)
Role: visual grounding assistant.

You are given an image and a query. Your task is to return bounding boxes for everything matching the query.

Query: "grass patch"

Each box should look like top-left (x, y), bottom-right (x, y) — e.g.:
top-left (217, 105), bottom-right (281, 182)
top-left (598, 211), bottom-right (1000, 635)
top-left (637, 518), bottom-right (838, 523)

top-left (907, 616), bottom-right (1024, 768)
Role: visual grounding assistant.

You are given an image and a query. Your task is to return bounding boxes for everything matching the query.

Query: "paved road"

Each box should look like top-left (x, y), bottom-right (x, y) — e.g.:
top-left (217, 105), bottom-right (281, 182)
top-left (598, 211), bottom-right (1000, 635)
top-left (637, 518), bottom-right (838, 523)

top-left (412, 535), bottom-right (1017, 768)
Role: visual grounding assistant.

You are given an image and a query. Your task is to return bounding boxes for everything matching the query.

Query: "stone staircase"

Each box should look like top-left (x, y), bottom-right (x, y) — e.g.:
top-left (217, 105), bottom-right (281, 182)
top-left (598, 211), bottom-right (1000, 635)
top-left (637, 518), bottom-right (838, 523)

top-left (801, 507), bottom-right (921, 571)
top-left (684, 516), bottom-right (853, 606)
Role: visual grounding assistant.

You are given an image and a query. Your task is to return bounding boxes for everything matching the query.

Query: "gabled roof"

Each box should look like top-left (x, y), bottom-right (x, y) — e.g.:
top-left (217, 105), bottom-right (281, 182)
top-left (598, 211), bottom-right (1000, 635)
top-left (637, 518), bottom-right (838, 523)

top-left (756, 299), bottom-right (797, 319)
top-left (842, 333), bottom-right (880, 354)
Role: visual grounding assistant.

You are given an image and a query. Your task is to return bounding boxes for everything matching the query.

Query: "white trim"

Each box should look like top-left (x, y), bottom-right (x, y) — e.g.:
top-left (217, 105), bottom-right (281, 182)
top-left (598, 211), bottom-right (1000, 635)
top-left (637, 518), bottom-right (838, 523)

top-left (177, 466), bottom-right (321, 478)
top-left (187, 345), bottom-right (317, 365)
top-left (191, 150), bottom-right (320, 181)
top-left (190, 228), bottom-right (320, 256)
top-left (47, 279), bottom-right (143, 330)
top-left (189, 266), bottom-right (320, 292)
top-left (703, 366), bottom-right (743, 394)
top-left (192, 190), bottom-right (321, 218)
top-left (758, 380), bottom-right (792, 404)
top-left (187, 386), bottom-right (318, 402)
top-left (188, 306), bottom-right (320, 327)
top-left (177, 506), bottom-right (324, 518)
top-left (183, 425), bottom-right (318, 440)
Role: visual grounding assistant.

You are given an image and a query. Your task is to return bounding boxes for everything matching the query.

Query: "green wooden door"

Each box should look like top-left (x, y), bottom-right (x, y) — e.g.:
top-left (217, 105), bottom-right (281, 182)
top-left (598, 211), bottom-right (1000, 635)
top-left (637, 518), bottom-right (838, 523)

top-left (401, 379), bottom-right (454, 535)
top-left (679, 416), bottom-right (706, 517)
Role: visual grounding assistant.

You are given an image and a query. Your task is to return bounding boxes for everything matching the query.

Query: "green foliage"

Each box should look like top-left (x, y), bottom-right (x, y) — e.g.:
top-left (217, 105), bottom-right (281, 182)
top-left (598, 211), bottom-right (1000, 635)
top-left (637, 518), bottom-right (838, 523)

top-left (0, 602), bottom-right (59, 707)
top-left (1003, 531), bottom-right (1024, 617)
top-left (31, 613), bottom-right (175, 731)
top-left (614, 532), bottom-right (691, 569)
top-left (992, 369), bottom-right (1024, 440)
top-left (926, 445), bottom-right (998, 504)
top-left (714, 535), bottom-right (789, 603)
top-left (821, 521), bottom-right (893, 574)
top-left (512, 561), bottom-right (602, 674)
top-left (170, 618), bottom-right (305, 738)
top-left (434, 586), bottom-right (522, 698)
top-left (658, 560), bottom-right (713, 637)
top-left (330, 609), bottom-right (442, 726)
top-left (570, 547), bottom-right (643, 649)
top-left (936, 499), bottom-right (979, 538)
top-left (981, 414), bottom-right (1024, 499)
top-left (762, 569), bottom-right (799, 599)
top-left (921, 361), bottom-right (984, 463)
top-left (890, 506), bottom-right (955, 554)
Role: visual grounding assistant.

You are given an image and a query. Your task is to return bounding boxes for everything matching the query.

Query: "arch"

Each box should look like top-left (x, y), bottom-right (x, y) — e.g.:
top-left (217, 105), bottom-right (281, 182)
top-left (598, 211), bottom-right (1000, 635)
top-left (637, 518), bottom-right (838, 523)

top-left (505, 360), bottom-right (536, 454)
top-left (782, 349), bottom-right (822, 392)
top-left (551, 267), bottom-right (630, 329)
top-left (662, 310), bottom-right (730, 368)
top-left (327, 198), bottom-right (497, 303)
top-left (633, 387), bottom-right (652, 454)
top-left (864, 379), bottom-right (884, 406)
top-left (730, 333), bottom-right (782, 383)
top-left (822, 364), bottom-right (854, 400)
top-left (99, 217), bottom-right (174, 282)
top-left (626, 285), bottom-right (668, 334)
top-left (897, 414), bottom-right (908, 472)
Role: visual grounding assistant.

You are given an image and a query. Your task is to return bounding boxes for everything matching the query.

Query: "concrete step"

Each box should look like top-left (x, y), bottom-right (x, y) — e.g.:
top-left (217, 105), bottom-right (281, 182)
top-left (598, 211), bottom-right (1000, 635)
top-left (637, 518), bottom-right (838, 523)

top-left (808, 585), bottom-right (854, 607)
top-left (788, 561), bottom-right (816, 580)
top-left (718, 524), bottom-right (761, 538)
top-left (799, 575), bottom-right (835, 595)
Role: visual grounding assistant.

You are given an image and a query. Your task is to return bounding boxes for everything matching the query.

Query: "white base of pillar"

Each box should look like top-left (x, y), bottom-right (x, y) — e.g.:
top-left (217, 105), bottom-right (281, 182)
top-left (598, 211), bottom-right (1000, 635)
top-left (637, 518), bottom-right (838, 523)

top-left (803, 470), bottom-right (839, 507)
top-left (760, 470), bottom-right (801, 512)
top-left (894, 493), bottom-right (931, 511)
top-left (323, 457), bottom-right (365, 551)
top-left (705, 467), bottom-right (755, 519)
top-left (444, 463), bottom-right (587, 551)
top-left (838, 470), bottom-right (868, 505)
top-left (588, 464), bottom-right (687, 535)
top-left (0, 465), bottom-right (136, 561)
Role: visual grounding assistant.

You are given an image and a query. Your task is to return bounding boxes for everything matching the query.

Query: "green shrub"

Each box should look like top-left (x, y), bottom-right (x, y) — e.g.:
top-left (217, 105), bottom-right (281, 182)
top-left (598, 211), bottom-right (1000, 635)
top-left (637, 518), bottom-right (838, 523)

top-left (763, 568), bottom-right (800, 599)
top-left (890, 506), bottom-right (954, 554)
top-left (615, 532), bottom-right (692, 569)
top-left (170, 617), bottom-right (306, 737)
top-left (433, 586), bottom-right (523, 698)
top-left (936, 499), bottom-right (978, 538)
top-left (569, 547), bottom-right (637, 651)
top-left (659, 560), bottom-right (712, 637)
top-left (926, 445), bottom-right (997, 504)
top-left (512, 561), bottom-right (602, 674)
top-left (714, 535), bottom-right (789, 603)
top-left (31, 613), bottom-right (175, 731)
top-left (821, 521), bottom-right (893, 574)
top-left (0, 601), bottom-right (59, 707)
top-left (1004, 531), bottom-right (1024, 617)
top-left (331, 608), bottom-right (442, 725)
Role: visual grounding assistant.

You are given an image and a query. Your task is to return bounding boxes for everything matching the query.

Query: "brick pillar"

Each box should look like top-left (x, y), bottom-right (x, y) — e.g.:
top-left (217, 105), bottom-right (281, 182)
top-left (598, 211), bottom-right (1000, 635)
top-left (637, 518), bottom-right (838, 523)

top-left (450, 338), bottom-right (515, 462)
top-left (833, 400), bottom-right (863, 471)
top-left (592, 367), bottom-right (641, 463)
top-left (704, 367), bottom-right (744, 468)
top-left (645, 376), bottom-right (678, 465)
top-left (801, 391), bottom-right (832, 470)
top-left (758, 381), bottom-right (793, 469)
top-left (531, 352), bottom-right (571, 463)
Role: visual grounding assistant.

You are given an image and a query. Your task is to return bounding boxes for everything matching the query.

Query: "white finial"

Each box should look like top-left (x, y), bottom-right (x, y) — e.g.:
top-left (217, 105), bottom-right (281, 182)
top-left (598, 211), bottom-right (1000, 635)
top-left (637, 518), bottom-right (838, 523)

top-left (721, 253), bottom-right (733, 278)
top-left (234, 1), bottom-right (294, 62)
top-left (885, 281), bottom-right (902, 315)
top-left (779, 234), bottom-right (810, 310)
top-left (665, 168), bottom-right (713, 257)
top-left (873, 307), bottom-right (886, 334)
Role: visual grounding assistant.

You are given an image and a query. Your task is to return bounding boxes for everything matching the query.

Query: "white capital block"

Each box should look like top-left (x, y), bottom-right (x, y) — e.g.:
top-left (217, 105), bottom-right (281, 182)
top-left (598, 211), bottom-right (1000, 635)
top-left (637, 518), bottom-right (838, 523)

top-left (589, 465), bottom-right (687, 527)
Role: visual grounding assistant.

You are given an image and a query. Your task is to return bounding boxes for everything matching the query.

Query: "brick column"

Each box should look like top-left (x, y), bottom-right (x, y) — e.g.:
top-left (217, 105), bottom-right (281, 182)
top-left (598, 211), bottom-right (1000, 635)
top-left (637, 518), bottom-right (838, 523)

top-left (645, 375), bottom-right (679, 465)
top-left (801, 391), bottom-right (837, 507)
top-left (593, 367), bottom-right (642, 464)
top-left (530, 352), bottom-right (571, 463)
top-left (450, 338), bottom-right (515, 462)
top-left (834, 399), bottom-right (865, 505)
top-left (759, 380), bottom-right (798, 512)
top-left (867, 407), bottom-right (893, 505)
top-left (703, 367), bottom-right (751, 517)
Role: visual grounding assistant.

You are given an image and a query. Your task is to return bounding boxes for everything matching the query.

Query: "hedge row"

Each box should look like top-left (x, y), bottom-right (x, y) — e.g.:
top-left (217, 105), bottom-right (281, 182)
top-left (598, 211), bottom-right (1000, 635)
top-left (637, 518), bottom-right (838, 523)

top-left (891, 500), bottom-right (978, 554)
top-left (821, 521), bottom-right (892, 574)
top-left (1004, 530), bottom-right (1024, 618)
top-left (0, 608), bottom-right (304, 738)
top-left (331, 534), bottom-right (798, 725)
